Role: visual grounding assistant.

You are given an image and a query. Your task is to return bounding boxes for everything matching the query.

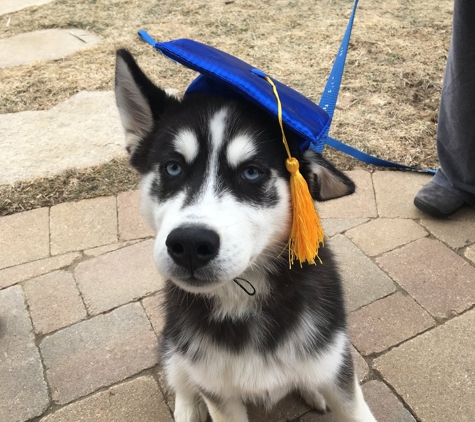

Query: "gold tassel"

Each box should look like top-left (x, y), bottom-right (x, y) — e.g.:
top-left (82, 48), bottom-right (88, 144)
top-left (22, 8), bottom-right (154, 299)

top-left (264, 76), bottom-right (325, 267)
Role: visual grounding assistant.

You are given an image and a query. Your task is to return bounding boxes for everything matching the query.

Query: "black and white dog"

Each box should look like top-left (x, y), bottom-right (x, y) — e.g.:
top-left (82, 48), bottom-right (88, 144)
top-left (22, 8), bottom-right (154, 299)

top-left (115, 49), bottom-right (376, 422)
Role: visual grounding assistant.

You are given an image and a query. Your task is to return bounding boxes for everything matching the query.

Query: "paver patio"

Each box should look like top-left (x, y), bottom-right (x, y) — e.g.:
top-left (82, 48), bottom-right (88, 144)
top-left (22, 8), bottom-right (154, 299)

top-left (1, 171), bottom-right (474, 422)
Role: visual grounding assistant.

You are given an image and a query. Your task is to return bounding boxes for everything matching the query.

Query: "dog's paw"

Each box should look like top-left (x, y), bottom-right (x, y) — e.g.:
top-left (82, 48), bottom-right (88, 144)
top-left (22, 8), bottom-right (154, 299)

top-left (301, 390), bottom-right (327, 413)
top-left (174, 400), bottom-right (208, 422)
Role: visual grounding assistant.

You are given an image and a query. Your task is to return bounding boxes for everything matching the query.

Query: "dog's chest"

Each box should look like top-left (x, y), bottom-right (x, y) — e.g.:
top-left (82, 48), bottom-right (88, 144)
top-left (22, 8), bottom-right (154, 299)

top-left (167, 330), bottom-right (347, 402)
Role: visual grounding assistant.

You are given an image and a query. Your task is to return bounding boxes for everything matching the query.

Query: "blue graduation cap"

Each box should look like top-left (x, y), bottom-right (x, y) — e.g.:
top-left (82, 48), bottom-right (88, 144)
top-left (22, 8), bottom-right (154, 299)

top-left (137, 31), bottom-right (331, 154)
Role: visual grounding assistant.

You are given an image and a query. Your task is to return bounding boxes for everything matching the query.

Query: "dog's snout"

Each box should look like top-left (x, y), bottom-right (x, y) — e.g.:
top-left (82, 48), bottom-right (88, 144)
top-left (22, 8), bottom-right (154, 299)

top-left (166, 227), bottom-right (220, 272)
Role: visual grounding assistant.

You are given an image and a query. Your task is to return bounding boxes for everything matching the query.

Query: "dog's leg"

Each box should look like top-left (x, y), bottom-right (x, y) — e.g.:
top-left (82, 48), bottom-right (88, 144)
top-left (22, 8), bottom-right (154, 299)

top-left (301, 339), bottom-right (376, 421)
top-left (320, 376), bottom-right (376, 422)
top-left (201, 396), bottom-right (248, 422)
top-left (300, 389), bottom-right (328, 413)
top-left (174, 390), bottom-right (208, 422)
top-left (167, 359), bottom-right (208, 422)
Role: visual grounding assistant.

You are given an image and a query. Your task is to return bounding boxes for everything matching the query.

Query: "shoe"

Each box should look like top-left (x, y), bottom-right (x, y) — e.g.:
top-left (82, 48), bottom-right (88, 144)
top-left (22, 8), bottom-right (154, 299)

top-left (414, 180), bottom-right (464, 218)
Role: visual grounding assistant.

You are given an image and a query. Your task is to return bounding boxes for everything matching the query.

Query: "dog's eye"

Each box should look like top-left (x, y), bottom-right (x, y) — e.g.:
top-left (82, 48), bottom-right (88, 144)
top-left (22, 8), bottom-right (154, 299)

top-left (165, 162), bottom-right (182, 177)
top-left (242, 166), bottom-right (263, 181)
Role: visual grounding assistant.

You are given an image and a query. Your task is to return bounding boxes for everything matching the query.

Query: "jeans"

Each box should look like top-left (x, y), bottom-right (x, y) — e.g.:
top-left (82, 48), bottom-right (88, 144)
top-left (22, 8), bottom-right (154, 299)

top-left (432, 0), bottom-right (475, 205)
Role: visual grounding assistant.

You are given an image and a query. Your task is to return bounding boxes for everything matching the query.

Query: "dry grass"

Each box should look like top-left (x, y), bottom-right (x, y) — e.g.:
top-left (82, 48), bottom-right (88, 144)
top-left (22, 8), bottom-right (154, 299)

top-left (0, 0), bottom-right (452, 213)
top-left (0, 158), bottom-right (139, 216)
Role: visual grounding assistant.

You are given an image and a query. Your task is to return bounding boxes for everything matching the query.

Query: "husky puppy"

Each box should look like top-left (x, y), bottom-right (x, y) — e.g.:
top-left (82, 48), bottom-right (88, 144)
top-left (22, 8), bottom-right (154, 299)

top-left (115, 49), bottom-right (376, 422)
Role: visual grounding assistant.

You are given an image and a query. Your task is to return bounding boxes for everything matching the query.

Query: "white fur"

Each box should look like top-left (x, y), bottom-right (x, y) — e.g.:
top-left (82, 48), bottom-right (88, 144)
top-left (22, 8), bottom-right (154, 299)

top-left (115, 57), bottom-right (153, 153)
top-left (173, 129), bottom-right (199, 164)
top-left (140, 171), bottom-right (159, 232)
top-left (226, 134), bottom-right (257, 168)
top-left (209, 108), bottom-right (228, 151)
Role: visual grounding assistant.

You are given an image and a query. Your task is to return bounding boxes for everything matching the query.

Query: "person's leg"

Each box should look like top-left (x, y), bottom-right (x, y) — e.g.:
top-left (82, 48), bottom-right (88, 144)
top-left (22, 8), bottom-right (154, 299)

top-left (415, 0), bottom-right (475, 217)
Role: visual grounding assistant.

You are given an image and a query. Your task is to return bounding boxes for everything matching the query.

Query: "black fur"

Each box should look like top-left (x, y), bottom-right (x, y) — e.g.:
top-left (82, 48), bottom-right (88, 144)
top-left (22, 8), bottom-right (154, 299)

top-left (161, 244), bottom-right (346, 360)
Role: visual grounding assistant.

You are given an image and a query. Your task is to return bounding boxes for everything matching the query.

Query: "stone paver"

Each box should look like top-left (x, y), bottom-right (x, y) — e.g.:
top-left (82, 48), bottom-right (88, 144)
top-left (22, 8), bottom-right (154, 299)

top-left (374, 308), bottom-right (475, 422)
top-left (300, 381), bottom-right (416, 422)
top-left (419, 218), bottom-right (475, 249)
top-left (0, 0), bottom-right (53, 16)
top-left (465, 244), bottom-right (475, 264)
top-left (377, 237), bottom-right (475, 319)
top-left (0, 29), bottom-right (101, 68)
top-left (142, 293), bottom-right (166, 336)
top-left (318, 171), bottom-right (377, 219)
top-left (0, 251), bottom-right (79, 289)
top-left (50, 196), bottom-right (117, 255)
top-left (40, 303), bottom-right (159, 405)
top-left (0, 286), bottom-right (49, 422)
top-left (372, 171), bottom-right (432, 219)
top-left (330, 235), bottom-right (396, 312)
top-left (351, 345), bottom-right (369, 382)
top-left (23, 270), bottom-right (87, 335)
top-left (349, 292), bottom-right (435, 355)
top-left (1, 169), bottom-right (475, 421)
top-left (321, 218), bottom-right (369, 237)
top-left (118, 190), bottom-right (155, 241)
top-left (83, 239), bottom-right (141, 257)
top-left (0, 207), bottom-right (49, 270)
top-left (346, 218), bottom-right (427, 256)
top-left (0, 91), bottom-right (126, 184)
top-left (75, 239), bottom-right (164, 315)
top-left (362, 381), bottom-right (416, 422)
top-left (40, 376), bottom-right (173, 422)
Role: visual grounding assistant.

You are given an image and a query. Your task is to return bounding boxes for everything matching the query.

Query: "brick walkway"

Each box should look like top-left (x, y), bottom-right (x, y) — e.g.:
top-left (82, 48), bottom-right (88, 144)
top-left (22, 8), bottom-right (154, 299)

top-left (1, 171), bottom-right (474, 422)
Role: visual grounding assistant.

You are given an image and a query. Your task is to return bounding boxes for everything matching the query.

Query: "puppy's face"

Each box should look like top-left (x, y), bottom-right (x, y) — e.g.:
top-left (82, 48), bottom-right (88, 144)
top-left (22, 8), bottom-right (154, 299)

top-left (142, 100), bottom-right (292, 293)
top-left (114, 49), bottom-right (355, 294)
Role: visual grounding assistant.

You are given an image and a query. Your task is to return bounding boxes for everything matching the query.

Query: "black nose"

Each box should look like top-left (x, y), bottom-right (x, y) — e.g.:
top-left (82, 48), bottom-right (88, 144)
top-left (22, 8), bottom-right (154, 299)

top-left (166, 226), bottom-right (220, 273)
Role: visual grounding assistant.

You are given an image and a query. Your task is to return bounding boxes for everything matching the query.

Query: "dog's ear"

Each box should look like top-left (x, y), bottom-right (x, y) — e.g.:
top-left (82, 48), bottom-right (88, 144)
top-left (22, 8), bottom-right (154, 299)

top-left (302, 150), bottom-right (355, 201)
top-left (115, 49), bottom-right (180, 155)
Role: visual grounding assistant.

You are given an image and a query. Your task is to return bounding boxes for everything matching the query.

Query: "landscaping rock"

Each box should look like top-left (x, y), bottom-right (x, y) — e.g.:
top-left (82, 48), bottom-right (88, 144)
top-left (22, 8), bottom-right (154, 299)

top-left (0, 0), bottom-right (53, 16)
top-left (0, 29), bottom-right (101, 68)
top-left (0, 91), bottom-right (126, 184)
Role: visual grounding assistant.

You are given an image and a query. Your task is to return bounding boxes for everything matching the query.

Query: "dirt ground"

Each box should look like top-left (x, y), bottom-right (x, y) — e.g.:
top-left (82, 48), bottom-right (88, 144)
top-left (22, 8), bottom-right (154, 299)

top-left (0, 0), bottom-right (453, 213)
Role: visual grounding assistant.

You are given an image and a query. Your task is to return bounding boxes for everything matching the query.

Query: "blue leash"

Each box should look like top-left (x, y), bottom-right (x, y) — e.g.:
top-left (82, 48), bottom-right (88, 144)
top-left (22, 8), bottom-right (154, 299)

top-left (318, 0), bottom-right (435, 174)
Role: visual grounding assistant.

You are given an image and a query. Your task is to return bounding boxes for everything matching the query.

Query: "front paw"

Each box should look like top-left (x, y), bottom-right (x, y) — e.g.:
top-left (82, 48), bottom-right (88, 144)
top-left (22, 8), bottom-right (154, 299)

top-left (301, 390), bottom-right (328, 413)
top-left (174, 399), bottom-right (208, 422)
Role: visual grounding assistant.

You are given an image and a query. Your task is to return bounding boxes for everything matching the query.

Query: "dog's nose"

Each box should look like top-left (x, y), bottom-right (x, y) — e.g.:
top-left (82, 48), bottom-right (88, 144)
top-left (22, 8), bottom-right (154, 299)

top-left (166, 226), bottom-right (220, 272)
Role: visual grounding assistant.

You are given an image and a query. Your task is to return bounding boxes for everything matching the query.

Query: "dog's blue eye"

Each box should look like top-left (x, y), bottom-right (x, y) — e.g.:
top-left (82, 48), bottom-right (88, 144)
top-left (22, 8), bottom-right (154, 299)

top-left (242, 166), bottom-right (263, 181)
top-left (166, 162), bottom-right (182, 176)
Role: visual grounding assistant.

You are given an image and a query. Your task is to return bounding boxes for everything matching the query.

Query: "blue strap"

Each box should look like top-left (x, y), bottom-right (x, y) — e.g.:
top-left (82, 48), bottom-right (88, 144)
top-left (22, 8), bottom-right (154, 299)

top-left (138, 29), bottom-right (158, 47)
top-left (326, 137), bottom-right (436, 173)
top-left (317, 0), bottom-right (436, 174)
top-left (318, 0), bottom-right (359, 123)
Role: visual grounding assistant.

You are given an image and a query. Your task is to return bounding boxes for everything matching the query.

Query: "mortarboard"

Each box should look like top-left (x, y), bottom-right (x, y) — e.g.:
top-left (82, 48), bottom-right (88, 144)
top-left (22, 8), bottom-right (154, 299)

top-left (138, 30), bottom-right (331, 154)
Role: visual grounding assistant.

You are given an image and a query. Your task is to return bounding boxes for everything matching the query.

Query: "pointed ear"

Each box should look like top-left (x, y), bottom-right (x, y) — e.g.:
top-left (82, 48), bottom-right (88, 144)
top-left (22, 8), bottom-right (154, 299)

top-left (302, 150), bottom-right (355, 201)
top-left (115, 49), bottom-right (180, 155)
